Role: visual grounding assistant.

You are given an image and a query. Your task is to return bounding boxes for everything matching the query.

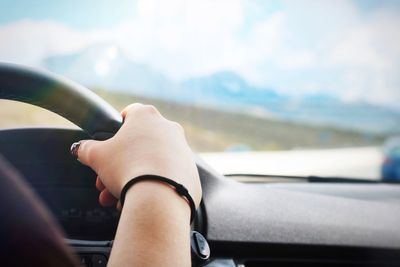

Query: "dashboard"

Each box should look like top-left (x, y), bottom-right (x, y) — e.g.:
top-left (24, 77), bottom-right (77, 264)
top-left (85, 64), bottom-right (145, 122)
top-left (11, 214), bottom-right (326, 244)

top-left (37, 186), bottom-right (119, 240)
top-left (0, 128), bottom-right (119, 241)
top-left (1, 127), bottom-right (400, 267)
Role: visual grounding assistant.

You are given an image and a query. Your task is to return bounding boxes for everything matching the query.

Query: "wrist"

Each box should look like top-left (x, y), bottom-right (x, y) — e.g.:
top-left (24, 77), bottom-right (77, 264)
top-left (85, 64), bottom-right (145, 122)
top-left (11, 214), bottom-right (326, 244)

top-left (122, 180), bottom-right (192, 223)
top-left (120, 175), bottom-right (196, 223)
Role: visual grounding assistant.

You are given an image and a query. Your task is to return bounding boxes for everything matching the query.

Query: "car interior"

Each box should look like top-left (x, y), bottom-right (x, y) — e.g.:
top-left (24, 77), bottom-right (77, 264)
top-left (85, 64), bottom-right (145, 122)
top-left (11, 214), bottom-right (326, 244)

top-left (1, 63), bottom-right (400, 267)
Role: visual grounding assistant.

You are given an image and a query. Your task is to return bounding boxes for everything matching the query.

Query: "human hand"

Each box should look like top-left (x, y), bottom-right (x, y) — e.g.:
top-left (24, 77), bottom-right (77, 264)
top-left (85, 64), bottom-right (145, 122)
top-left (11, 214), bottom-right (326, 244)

top-left (72, 103), bottom-right (202, 209)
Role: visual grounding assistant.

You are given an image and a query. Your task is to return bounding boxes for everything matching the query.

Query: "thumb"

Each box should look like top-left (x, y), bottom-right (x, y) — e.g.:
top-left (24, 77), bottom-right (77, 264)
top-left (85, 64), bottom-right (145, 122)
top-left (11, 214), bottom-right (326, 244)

top-left (70, 140), bottom-right (102, 169)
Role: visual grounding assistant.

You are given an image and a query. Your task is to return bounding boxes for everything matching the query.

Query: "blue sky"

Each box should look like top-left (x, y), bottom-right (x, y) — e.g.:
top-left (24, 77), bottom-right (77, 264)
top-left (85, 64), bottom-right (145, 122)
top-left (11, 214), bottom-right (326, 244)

top-left (0, 0), bottom-right (398, 29)
top-left (0, 0), bottom-right (399, 108)
top-left (0, 0), bottom-right (137, 29)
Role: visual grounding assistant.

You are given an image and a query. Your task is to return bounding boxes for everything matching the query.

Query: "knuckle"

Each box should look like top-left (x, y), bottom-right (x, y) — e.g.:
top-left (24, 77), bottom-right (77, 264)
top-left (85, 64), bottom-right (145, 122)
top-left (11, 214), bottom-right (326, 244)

top-left (86, 147), bottom-right (97, 164)
top-left (129, 103), bottom-right (144, 111)
top-left (83, 142), bottom-right (100, 166)
top-left (143, 105), bottom-right (159, 115)
top-left (166, 120), bottom-right (185, 134)
top-left (122, 103), bottom-right (143, 118)
top-left (173, 122), bottom-right (185, 133)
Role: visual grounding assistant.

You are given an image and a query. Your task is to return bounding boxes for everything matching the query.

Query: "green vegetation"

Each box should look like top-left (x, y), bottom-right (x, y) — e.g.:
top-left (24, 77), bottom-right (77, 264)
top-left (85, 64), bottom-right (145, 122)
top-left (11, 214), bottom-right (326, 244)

top-left (95, 90), bottom-right (383, 151)
top-left (0, 89), bottom-right (383, 152)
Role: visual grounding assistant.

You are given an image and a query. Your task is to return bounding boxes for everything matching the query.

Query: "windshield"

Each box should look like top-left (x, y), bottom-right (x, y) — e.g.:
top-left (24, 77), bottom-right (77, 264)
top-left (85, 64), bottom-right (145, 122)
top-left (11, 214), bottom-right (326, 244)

top-left (1, 0), bottom-right (400, 180)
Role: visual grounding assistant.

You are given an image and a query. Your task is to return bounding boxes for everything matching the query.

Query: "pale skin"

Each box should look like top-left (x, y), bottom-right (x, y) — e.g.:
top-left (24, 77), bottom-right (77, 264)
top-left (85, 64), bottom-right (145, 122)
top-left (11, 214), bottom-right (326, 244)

top-left (75, 103), bottom-right (202, 267)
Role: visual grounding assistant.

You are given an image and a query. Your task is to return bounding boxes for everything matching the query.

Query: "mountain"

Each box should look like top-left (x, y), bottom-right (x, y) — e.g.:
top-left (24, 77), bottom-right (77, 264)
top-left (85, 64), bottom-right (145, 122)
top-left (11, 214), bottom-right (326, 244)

top-left (180, 72), bottom-right (400, 134)
top-left (43, 44), bottom-right (400, 135)
top-left (180, 71), bottom-right (286, 106)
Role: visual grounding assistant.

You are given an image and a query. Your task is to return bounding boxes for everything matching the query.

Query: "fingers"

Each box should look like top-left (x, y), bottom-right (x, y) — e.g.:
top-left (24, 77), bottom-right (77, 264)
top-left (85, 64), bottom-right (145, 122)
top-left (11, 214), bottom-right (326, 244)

top-left (121, 103), bottom-right (162, 122)
top-left (71, 142), bottom-right (117, 208)
top-left (70, 139), bottom-right (102, 169)
top-left (96, 176), bottom-right (105, 191)
top-left (121, 103), bottom-right (144, 119)
top-left (96, 177), bottom-right (119, 209)
top-left (99, 189), bottom-right (118, 207)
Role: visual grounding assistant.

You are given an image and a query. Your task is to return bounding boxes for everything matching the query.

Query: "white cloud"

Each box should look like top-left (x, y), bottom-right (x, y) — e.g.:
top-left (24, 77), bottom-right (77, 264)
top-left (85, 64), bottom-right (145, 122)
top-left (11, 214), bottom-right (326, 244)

top-left (278, 50), bottom-right (317, 70)
top-left (113, 0), bottom-right (247, 79)
top-left (325, 9), bottom-right (400, 105)
top-left (0, 20), bottom-right (110, 66)
top-left (0, 0), bottom-right (399, 107)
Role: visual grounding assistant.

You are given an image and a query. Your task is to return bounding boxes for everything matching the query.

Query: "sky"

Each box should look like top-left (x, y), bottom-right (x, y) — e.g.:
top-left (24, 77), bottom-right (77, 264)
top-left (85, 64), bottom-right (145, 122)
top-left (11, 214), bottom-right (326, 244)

top-left (0, 0), bottom-right (399, 108)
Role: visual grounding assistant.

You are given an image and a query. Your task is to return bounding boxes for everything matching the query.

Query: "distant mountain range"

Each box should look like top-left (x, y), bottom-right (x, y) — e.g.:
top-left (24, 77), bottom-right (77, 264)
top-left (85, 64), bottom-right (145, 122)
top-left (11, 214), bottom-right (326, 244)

top-left (43, 44), bottom-right (400, 135)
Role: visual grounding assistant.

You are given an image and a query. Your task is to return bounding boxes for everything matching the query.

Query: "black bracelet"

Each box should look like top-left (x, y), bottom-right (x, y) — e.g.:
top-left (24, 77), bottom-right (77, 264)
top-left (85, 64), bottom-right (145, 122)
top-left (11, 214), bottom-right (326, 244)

top-left (119, 175), bottom-right (196, 224)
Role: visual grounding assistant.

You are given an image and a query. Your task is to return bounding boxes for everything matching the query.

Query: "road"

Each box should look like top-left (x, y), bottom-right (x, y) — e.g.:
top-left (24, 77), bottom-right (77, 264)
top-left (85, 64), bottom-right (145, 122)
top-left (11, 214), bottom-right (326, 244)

top-left (200, 146), bottom-right (383, 180)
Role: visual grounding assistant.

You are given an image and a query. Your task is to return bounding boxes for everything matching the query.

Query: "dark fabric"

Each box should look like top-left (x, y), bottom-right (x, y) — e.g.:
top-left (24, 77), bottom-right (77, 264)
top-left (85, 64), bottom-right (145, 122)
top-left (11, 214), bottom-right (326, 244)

top-left (0, 154), bottom-right (79, 267)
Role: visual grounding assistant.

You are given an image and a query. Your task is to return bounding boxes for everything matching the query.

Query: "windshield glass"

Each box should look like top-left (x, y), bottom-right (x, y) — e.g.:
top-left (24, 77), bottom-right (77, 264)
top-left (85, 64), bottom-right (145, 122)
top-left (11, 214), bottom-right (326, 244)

top-left (1, 0), bottom-right (400, 180)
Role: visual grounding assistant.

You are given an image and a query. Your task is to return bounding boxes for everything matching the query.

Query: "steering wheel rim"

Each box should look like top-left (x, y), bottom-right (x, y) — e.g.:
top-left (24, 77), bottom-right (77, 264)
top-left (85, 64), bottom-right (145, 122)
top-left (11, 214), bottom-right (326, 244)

top-left (0, 62), bottom-right (213, 236)
top-left (0, 63), bottom-right (123, 140)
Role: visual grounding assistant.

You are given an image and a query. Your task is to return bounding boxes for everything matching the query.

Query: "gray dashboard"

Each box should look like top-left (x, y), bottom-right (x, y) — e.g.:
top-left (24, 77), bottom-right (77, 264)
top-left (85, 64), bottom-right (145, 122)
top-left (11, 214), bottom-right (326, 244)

top-left (2, 127), bottom-right (400, 266)
top-left (199, 166), bottom-right (400, 248)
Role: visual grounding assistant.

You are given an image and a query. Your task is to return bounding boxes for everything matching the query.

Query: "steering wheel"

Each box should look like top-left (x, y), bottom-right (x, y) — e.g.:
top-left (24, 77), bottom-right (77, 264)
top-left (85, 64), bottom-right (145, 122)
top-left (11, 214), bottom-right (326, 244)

top-left (0, 63), bottom-right (211, 266)
top-left (0, 63), bottom-right (123, 140)
top-left (0, 61), bottom-right (215, 216)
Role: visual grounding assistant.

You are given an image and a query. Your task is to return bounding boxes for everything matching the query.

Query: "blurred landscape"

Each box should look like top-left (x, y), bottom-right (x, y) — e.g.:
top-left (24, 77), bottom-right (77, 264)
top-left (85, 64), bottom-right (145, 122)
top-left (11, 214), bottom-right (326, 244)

top-left (44, 44), bottom-right (400, 136)
top-left (1, 43), bottom-right (396, 152)
top-left (0, 89), bottom-right (386, 152)
top-left (0, 43), bottom-right (393, 153)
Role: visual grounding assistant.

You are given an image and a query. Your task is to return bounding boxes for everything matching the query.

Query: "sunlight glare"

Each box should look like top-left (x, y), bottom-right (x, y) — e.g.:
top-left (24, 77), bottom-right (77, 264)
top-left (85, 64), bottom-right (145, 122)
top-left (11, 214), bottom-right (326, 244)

top-left (95, 60), bottom-right (110, 76)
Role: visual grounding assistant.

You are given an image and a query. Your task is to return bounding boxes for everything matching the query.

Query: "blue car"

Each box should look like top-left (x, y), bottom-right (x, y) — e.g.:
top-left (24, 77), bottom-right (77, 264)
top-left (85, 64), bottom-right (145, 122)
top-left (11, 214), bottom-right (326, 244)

top-left (382, 137), bottom-right (400, 181)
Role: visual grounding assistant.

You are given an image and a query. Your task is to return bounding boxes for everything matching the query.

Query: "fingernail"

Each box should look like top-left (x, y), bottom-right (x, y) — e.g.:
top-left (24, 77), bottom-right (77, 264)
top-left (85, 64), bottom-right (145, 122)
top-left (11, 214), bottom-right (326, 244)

top-left (70, 141), bottom-right (81, 159)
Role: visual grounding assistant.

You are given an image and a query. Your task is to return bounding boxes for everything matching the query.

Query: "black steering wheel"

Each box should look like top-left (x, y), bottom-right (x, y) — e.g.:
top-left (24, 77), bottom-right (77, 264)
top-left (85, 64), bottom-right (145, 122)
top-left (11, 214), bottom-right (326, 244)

top-left (0, 63), bottom-right (211, 266)
top-left (0, 63), bottom-right (123, 140)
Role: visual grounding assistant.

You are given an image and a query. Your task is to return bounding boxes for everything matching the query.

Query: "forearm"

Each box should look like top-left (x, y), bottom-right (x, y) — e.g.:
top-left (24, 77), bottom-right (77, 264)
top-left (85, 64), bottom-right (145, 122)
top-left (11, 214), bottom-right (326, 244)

top-left (107, 181), bottom-right (191, 267)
